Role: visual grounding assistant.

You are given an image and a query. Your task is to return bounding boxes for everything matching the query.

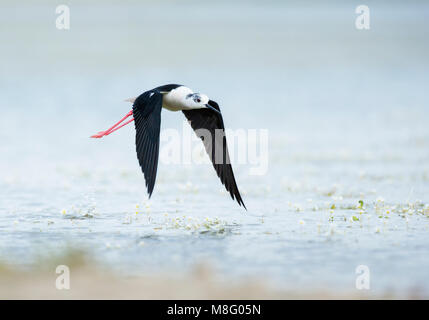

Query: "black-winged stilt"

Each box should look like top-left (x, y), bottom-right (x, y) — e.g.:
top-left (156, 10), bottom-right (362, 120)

top-left (91, 84), bottom-right (246, 209)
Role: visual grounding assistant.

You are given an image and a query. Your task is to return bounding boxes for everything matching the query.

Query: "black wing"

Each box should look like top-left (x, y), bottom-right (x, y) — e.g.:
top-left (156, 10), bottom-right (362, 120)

top-left (182, 100), bottom-right (246, 209)
top-left (133, 90), bottom-right (163, 197)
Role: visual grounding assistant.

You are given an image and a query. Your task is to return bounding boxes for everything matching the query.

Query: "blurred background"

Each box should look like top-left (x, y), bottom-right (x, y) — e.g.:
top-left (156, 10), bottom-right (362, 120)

top-left (0, 0), bottom-right (429, 298)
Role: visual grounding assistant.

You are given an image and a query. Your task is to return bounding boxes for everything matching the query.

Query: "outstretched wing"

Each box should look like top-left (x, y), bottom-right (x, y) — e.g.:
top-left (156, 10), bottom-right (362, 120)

top-left (133, 90), bottom-right (163, 197)
top-left (182, 100), bottom-right (246, 209)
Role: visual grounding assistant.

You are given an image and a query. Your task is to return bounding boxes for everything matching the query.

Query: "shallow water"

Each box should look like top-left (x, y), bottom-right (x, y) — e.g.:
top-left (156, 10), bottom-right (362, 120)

top-left (1, 0), bottom-right (429, 296)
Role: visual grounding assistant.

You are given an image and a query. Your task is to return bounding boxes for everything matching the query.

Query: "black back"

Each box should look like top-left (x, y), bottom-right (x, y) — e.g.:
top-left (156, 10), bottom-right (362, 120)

top-left (154, 84), bottom-right (183, 93)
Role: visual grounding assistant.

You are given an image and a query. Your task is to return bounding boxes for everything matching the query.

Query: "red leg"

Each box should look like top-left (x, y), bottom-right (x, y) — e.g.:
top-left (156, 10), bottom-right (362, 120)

top-left (90, 110), bottom-right (133, 138)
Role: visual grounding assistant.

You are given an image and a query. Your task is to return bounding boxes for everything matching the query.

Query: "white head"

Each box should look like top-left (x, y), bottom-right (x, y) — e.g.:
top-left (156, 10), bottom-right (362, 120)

top-left (185, 92), bottom-right (209, 109)
top-left (166, 86), bottom-right (220, 113)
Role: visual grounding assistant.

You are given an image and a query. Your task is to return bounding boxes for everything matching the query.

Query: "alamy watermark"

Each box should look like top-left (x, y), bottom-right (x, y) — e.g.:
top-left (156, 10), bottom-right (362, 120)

top-left (355, 265), bottom-right (370, 290)
top-left (56, 5), bottom-right (70, 30)
top-left (56, 265), bottom-right (70, 290)
top-left (159, 121), bottom-right (269, 176)
top-left (355, 5), bottom-right (370, 30)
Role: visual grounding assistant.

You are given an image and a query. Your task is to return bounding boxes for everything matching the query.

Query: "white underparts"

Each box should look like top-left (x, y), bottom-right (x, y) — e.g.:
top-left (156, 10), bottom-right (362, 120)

top-left (162, 86), bottom-right (193, 111)
top-left (162, 86), bottom-right (208, 111)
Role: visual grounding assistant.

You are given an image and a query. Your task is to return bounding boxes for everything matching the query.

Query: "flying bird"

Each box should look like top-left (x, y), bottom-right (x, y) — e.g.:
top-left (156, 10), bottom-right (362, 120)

top-left (91, 84), bottom-right (246, 209)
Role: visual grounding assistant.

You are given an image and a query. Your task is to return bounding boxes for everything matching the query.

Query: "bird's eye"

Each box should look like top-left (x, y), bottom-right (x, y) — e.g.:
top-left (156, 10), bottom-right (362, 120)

top-left (196, 98), bottom-right (201, 103)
